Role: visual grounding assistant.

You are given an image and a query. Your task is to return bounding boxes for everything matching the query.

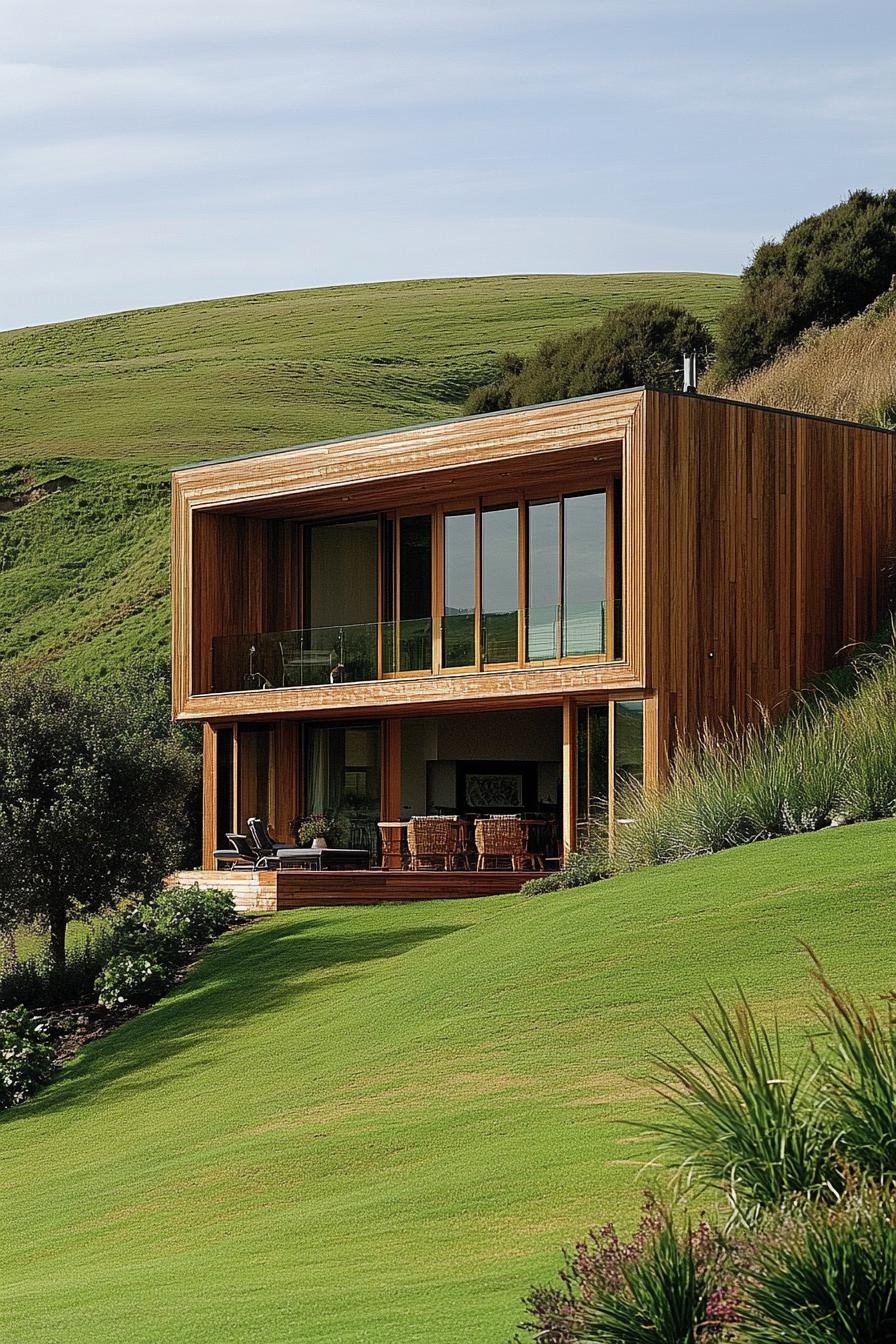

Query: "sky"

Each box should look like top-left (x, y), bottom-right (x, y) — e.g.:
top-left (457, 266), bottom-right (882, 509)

top-left (2, 0), bottom-right (895, 330)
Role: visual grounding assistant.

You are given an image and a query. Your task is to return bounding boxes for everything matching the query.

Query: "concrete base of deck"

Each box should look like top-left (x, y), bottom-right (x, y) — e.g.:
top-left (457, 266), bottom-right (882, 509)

top-left (168, 867), bottom-right (530, 912)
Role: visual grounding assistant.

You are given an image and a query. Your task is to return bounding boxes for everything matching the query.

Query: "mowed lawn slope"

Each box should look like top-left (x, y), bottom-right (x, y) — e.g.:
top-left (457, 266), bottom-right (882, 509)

top-left (0, 273), bottom-right (736, 678)
top-left (2, 822), bottom-right (894, 1344)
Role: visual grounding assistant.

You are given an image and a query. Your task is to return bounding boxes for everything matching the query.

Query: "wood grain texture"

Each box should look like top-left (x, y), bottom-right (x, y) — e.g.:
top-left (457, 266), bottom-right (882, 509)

top-left (643, 391), bottom-right (895, 779)
top-left (172, 389), bottom-right (896, 861)
top-left (168, 866), bottom-right (528, 911)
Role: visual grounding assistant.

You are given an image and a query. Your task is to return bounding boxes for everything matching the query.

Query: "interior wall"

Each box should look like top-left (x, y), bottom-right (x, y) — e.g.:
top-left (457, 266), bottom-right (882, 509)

top-left (399, 708), bottom-right (562, 817)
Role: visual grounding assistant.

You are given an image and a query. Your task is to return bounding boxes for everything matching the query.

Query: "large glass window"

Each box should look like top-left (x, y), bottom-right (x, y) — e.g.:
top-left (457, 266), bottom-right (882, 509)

top-left (527, 500), bottom-right (560, 661)
top-left (576, 705), bottom-right (610, 846)
top-left (563, 492), bottom-right (606, 656)
top-left (613, 700), bottom-right (644, 823)
top-left (397, 515), bottom-right (432, 672)
top-left (443, 511), bottom-right (476, 667)
top-left (481, 505), bottom-right (519, 663)
top-left (237, 725), bottom-right (272, 833)
top-left (305, 723), bottom-right (381, 856)
top-left (305, 518), bottom-right (378, 629)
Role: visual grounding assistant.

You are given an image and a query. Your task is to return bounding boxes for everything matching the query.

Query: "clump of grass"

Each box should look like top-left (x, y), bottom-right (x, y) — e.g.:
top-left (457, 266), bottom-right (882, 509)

top-left (810, 955), bottom-right (896, 1181)
top-left (612, 639), bottom-right (896, 875)
top-left (742, 1178), bottom-right (896, 1343)
top-left (716, 300), bottom-right (896, 428)
top-left (653, 990), bottom-right (838, 1217)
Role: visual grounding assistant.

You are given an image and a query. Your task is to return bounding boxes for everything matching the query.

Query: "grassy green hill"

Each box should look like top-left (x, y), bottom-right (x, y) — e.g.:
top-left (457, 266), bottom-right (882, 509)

top-left (0, 274), bottom-right (737, 678)
top-left (1, 820), bottom-right (893, 1343)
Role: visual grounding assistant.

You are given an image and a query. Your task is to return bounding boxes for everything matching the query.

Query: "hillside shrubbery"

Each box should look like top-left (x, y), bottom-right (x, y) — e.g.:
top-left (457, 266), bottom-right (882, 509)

top-left (711, 189), bottom-right (896, 385)
top-left (717, 290), bottom-right (896, 428)
top-left (464, 301), bottom-right (713, 414)
top-left (612, 640), bottom-right (896, 873)
top-left (516, 970), bottom-right (896, 1342)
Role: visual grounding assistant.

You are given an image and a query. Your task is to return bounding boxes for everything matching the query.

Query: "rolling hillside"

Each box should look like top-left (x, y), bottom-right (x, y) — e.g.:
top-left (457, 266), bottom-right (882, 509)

top-left (2, 820), bottom-right (894, 1343)
top-left (0, 274), bottom-right (737, 678)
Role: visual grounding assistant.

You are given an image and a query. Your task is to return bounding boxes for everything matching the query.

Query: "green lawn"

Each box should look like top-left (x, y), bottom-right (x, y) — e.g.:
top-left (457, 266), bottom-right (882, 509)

top-left (0, 273), bottom-right (737, 678)
top-left (1, 820), bottom-right (893, 1343)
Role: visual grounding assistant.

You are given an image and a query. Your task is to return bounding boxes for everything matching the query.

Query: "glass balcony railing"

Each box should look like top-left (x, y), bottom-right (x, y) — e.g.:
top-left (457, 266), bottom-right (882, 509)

top-left (212, 618), bottom-right (433, 692)
top-left (210, 601), bottom-right (621, 692)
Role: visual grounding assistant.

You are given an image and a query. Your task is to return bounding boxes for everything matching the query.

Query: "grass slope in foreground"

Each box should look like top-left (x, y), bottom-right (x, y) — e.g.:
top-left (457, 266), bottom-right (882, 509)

top-left (3, 821), bottom-right (894, 1342)
top-left (0, 273), bottom-right (736, 679)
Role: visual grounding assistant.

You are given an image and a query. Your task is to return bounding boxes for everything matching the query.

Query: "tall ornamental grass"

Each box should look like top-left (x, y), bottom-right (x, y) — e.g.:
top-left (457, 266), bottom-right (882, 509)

top-left (517, 971), bottom-right (896, 1342)
top-left (653, 991), bottom-right (838, 1217)
top-left (611, 642), bottom-right (896, 874)
top-left (743, 1181), bottom-right (896, 1343)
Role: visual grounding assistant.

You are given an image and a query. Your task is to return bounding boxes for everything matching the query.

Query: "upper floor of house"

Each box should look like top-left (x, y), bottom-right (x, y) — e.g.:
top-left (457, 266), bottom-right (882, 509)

top-left (172, 387), bottom-right (896, 729)
top-left (172, 389), bottom-right (649, 721)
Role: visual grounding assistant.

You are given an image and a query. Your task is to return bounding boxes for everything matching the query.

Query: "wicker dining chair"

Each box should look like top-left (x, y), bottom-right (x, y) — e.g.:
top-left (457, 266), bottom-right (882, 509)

top-left (474, 816), bottom-right (535, 871)
top-left (407, 816), bottom-right (456, 871)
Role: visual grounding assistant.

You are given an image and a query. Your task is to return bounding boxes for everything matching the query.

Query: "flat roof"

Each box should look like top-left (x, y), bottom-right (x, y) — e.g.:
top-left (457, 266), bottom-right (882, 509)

top-left (171, 384), bottom-right (894, 475)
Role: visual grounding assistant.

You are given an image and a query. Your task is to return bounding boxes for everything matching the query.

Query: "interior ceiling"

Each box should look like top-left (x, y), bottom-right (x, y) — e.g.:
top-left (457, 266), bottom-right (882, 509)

top-left (210, 440), bottom-right (623, 520)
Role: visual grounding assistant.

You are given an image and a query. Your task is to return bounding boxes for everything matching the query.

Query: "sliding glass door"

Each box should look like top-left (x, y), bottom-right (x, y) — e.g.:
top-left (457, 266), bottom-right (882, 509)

top-left (481, 505), bottom-right (519, 664)
top-left (442, 511), bottom-right (477, 668)
top-left (562, 492), bottom-right (607, 656)
top-left (304, 723), bottom-right (381, 854)
top-left (526, 500), bottom-right (560, 661)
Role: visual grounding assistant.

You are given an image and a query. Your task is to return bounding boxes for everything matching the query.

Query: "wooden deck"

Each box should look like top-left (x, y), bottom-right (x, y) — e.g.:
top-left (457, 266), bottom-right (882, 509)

top-left (168, 867), bottom-right (531, 912)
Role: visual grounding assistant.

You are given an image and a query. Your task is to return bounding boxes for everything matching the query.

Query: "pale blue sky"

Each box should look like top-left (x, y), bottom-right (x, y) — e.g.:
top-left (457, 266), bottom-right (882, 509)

top-left (2, 0), bottom-right (895, 329)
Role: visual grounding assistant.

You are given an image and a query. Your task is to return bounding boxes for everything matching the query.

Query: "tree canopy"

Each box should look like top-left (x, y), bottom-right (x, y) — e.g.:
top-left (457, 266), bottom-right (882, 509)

top-left (463, 300), bottom-right (713, 415)
top-left (713, 189), bottom-right (896, 385)
top-left (0, 675), bottom-right (195, 967)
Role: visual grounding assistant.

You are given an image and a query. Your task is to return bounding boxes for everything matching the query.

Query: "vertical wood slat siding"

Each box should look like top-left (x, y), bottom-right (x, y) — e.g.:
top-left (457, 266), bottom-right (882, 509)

top-left (644, 392), bottom-right (896, 774)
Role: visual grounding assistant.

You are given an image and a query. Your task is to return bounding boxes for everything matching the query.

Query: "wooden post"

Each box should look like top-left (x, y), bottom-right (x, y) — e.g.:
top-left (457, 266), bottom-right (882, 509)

top-left (561, 696), bottom-right (577, 859)
top-left (201, 722), bottom-right (218, 869)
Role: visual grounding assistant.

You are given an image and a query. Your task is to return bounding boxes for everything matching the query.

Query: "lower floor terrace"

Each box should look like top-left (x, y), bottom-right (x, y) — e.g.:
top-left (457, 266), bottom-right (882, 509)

top-left (177, 701), bottom-right (645, 909)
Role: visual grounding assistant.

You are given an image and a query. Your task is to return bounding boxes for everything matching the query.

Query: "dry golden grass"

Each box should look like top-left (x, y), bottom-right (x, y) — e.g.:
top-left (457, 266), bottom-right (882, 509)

top-left (716, 299), bottom-right (896, 427)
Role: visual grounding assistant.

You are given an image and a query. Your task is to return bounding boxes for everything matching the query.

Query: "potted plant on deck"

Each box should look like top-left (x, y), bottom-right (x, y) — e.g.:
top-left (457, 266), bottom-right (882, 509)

top-left (294, 814), bottom-right (335, 849)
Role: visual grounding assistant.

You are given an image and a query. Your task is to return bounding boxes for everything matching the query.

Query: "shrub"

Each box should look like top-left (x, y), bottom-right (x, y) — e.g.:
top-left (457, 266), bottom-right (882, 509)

top-left (0, 926), bottom-right (120, 1011)
top-left (654, 990), bottom-right (838, 1215)
top-left (464, 302), bottom-right (713, 414)
top-left (717, 300), bottom-right (896, 428)
top-left (712, 189), bottom-right (896, 384)
top-left (143, 885), bottom-right (234, 951)
top-left (0, 1005), bottom-right (56, 1107)
top-left (609, 640), bottom-right (896, 877)
top-left (95, 952), bottom-right (172, 1010)
top-left (742, 1181), bottom-right (896, 1342)
top-left (522, 848), bottom-right (609, 897)
top-left (812, 961), bottom-right (896, 1181)
top-left (516, 1197), bottom-right (740, 1344)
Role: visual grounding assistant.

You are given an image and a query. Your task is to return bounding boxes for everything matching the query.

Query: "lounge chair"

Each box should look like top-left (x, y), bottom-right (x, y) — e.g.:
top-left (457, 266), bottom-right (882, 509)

top-left (212, 833), bottom-right (256, 870)
top-left (246, 817), bottom-right (294, 863)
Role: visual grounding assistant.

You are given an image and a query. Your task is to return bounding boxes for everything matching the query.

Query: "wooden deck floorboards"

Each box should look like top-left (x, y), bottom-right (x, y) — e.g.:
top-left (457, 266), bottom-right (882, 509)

top-left (169, 867), bottom-right (530, 912)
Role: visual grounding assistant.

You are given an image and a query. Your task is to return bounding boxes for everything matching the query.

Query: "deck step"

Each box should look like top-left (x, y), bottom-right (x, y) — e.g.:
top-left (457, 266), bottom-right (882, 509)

top-left (168, 868), bottom-right (529, 911)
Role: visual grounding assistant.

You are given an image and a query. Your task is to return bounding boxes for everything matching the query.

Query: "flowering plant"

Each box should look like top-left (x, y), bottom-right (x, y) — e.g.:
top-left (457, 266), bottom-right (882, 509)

top-left (295, 813), bottom-right (334, 845)
top-left (95, 952), bottom-right (171, 1009)
top-left (0, 1005), bottom-right (56, 1108)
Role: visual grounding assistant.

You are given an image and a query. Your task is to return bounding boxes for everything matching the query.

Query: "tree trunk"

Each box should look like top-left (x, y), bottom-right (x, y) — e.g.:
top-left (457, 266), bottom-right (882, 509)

top-left (0, 928), bottom-right (16, 969)
top-left (48, 904), bottom-right (67, 971)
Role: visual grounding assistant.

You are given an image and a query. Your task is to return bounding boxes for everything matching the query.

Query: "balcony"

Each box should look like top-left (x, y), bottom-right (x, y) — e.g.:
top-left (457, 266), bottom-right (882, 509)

top-left (210, 602), bottom-right (620, 693)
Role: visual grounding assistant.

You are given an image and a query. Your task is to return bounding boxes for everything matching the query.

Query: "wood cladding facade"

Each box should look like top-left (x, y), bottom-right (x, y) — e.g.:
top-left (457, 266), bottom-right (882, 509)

top-left (642, 393), bottom-right (895, 770)
top-left (171, 389), bottom-right (895, 868)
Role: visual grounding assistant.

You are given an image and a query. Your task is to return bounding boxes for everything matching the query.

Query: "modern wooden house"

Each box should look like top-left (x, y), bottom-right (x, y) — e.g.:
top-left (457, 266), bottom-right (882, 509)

top-left (171, 388), bottom-right (895, 907)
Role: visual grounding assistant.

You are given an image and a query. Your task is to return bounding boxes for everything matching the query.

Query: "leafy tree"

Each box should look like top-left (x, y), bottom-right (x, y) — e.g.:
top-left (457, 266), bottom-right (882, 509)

top-left (0, 674), bottom-right (194, 969)
top-left (714, 188), bottom-right (896, 384)
top-left (464, 301), bottom-right (713, 414)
